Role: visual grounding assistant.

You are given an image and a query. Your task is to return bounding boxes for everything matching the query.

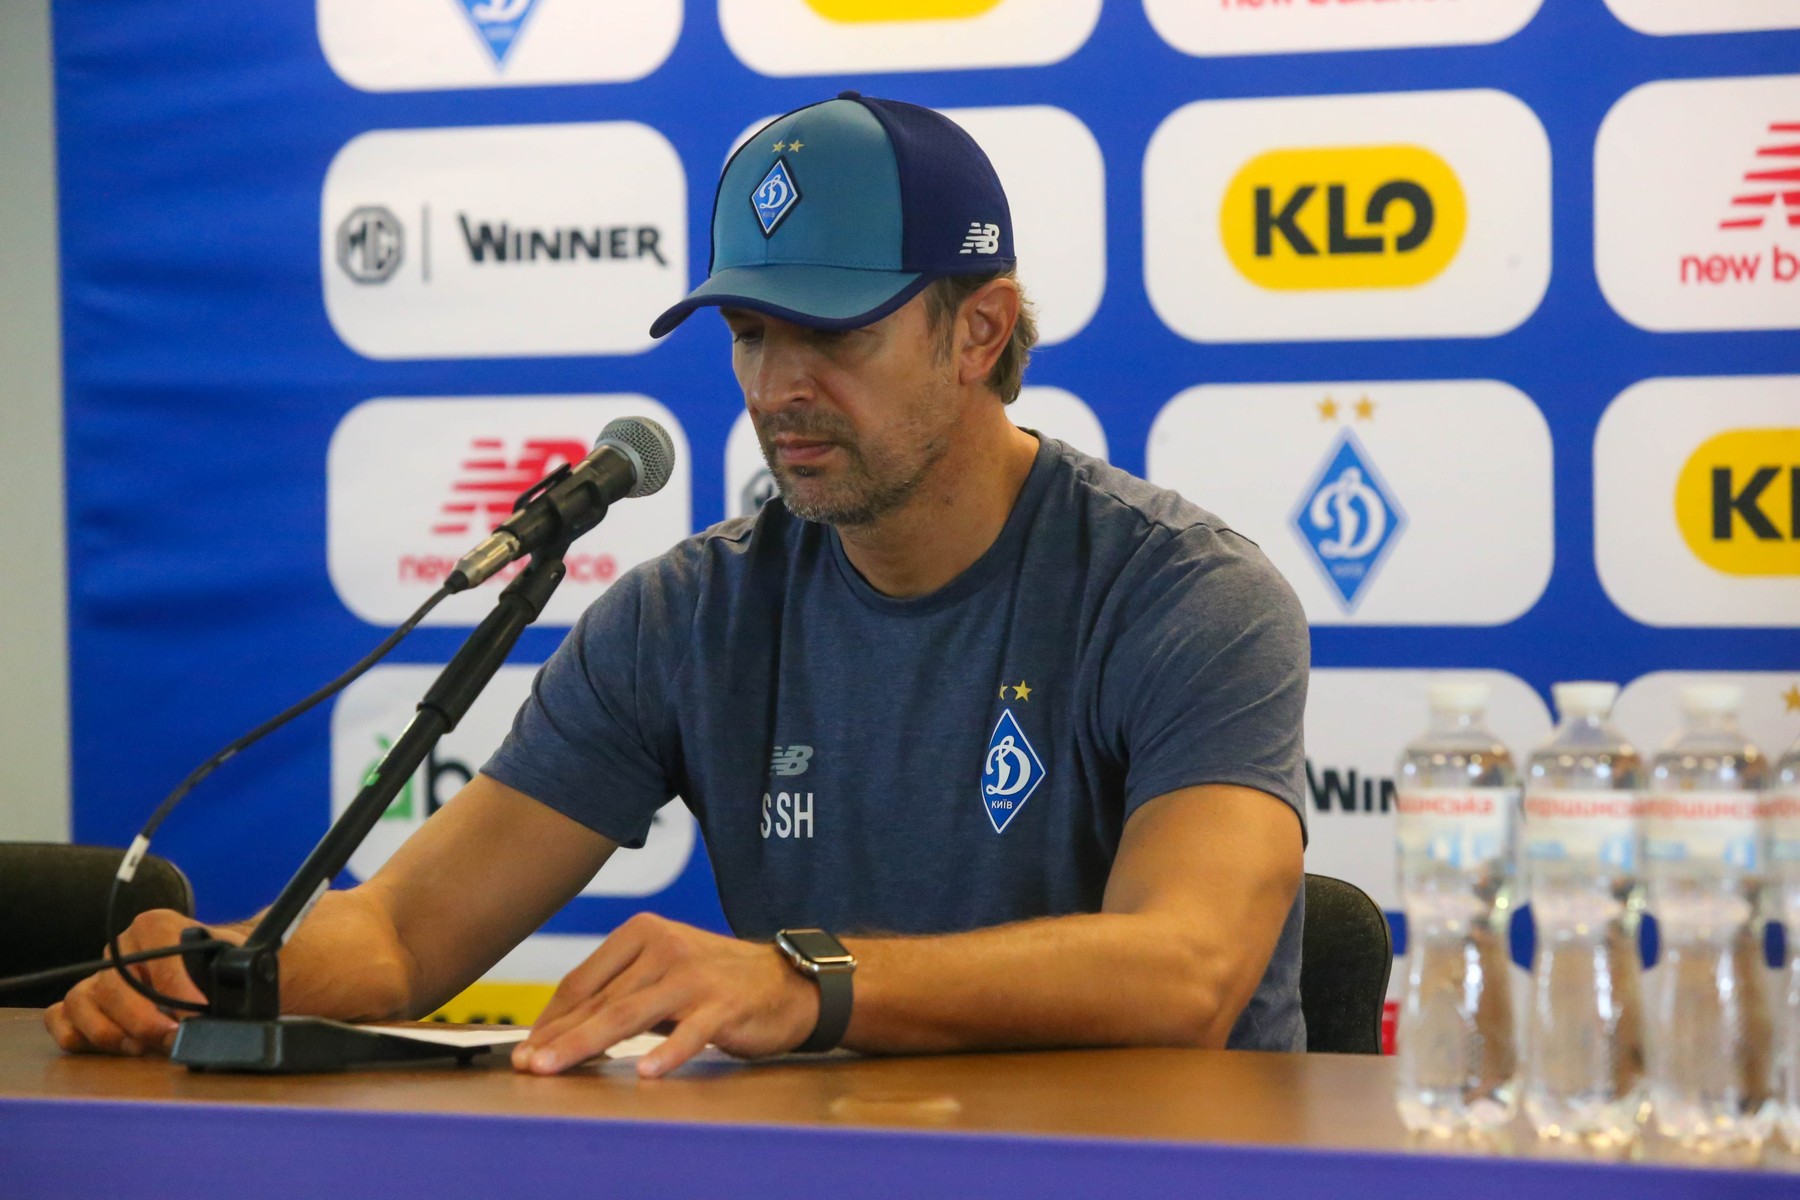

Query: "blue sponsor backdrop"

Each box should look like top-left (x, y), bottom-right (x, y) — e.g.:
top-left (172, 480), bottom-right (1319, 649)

top-left (53, 3), bottom-right (1799, 935)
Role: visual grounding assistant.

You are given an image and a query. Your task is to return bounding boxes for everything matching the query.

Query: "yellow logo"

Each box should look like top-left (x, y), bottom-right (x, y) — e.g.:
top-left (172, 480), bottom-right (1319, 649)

top-left (804, 0), bottom-right (1002, 20)
top-left (1675, 428), bottom-right (1800, 576)
top-left (1220, 145), bottom-right (1466, 290)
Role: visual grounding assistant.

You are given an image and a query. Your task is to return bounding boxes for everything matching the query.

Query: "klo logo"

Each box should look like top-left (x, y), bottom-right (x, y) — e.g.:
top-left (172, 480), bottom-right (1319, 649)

top-left (1675, 427), bottom-right (1800, 576)
top-left (1221, 145), bottom-right (1466, 290)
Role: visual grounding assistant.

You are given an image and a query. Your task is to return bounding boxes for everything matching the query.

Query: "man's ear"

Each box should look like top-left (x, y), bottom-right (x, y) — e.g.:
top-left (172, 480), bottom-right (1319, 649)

top-left (955, 277), bottom-right (1021, 391)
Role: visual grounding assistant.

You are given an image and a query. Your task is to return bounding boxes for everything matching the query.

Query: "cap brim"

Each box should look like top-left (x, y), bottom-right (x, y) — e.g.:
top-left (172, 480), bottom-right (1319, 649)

top-left (649, 263), bottom-right (929, 339)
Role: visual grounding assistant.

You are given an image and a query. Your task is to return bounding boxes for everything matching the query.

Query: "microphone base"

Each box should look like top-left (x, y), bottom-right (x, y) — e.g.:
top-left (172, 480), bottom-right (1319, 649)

top-left (171, 1016), bottom-right (490, 1074)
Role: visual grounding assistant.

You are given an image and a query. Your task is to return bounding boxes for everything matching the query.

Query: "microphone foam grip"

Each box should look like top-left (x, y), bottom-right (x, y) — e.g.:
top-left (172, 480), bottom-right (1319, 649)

top-left (596, 416), bottom-right (677, 498)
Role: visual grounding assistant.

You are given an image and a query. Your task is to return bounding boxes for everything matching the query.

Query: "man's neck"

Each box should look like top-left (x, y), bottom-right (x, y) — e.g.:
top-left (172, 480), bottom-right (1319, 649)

top-left (834, 418), bottom-right (1040, 600)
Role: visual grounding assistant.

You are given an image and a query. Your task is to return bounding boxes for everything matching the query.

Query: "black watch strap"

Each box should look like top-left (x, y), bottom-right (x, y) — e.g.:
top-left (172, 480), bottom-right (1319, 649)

top-left (796, 965), bottom-right (853, 1053)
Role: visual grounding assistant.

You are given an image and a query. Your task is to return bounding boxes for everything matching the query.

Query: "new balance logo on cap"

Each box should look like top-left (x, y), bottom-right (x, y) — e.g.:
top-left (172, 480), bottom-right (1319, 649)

top-left (961, 222), bottom-right (1001, 255)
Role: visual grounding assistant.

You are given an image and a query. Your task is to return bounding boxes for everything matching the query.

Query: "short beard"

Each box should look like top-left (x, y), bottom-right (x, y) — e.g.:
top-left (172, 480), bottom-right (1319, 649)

top-left (756, 411), bottom-right (949, 529)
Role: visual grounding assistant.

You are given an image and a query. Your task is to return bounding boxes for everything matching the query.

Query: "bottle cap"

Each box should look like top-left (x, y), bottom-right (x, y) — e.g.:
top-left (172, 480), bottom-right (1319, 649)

top-left (1428, 680), bottom-right (1490, 712)
top-left (1679, 682), bottom-right (1742, 716)
top-left (1552, 680), bottom-right (1619, 718)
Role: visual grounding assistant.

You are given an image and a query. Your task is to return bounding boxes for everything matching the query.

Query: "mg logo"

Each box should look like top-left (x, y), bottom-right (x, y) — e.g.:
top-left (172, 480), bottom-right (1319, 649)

top-left (336, 206), bottom-right (404, 284)
top-left (1222, 145), bottom-right (1466, 290)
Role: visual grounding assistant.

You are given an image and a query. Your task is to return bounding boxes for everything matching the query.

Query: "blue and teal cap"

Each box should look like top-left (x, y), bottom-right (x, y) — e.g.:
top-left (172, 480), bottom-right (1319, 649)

top-left (649, 91), bottom-right (1015, 339)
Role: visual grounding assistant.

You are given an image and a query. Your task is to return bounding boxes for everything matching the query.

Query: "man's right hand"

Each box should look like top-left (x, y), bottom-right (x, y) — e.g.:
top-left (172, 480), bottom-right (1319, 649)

top-left (44, 910), bottom-right (245, 1056)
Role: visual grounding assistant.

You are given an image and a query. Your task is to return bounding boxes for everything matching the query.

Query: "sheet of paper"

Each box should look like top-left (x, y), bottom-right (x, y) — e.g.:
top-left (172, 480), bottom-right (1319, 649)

top-left (325, 1020), bottom-right (669, 1059)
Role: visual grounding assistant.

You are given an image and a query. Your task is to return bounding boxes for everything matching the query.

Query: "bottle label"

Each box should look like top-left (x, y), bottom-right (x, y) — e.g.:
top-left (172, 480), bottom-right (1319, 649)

top-left (1641, 790), bottom-right (1762, 870)
top-left (1770, 788), bottom-right (1800, 865)
top-left (1394, 787), bottom-right (1516, 868)
top-left (1522, 789), bottom-right (1640, 870)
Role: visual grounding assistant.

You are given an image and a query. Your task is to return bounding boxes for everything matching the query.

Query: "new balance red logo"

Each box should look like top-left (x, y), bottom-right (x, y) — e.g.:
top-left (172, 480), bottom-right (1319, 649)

top-left (431, 436), bottom-right (588, 537)
top-left (1720, 121), bottom-right (1800, 232)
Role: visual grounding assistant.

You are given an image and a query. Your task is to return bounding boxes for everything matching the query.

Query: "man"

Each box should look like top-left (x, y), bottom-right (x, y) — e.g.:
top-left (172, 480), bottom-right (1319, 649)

top-left (49, 93), bottom-right (1309, 1077)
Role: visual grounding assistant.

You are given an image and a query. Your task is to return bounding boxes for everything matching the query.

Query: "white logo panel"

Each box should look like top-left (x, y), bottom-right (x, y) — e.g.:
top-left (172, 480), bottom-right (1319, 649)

top-left (1147, 381), bottom-right (1552, 625)
top-left (1604, 0), bottom-right (1800, 35)
top-left (944, 107), bottom-right (1105, 346)
top-left (317, 0), bottom-right (682, 91)
top-left (724, 386), bottom-right (1105, 520)
top-left (1143, 89), bottom-right (1550, 343)
top-left (327, 396), bottom-right (692, 626)
top-left (1595, 75), bottom-right (1800, 332)
top-left (1005, 388), bottom-right (1108, 462)
top-left (1146, 0), bottom-right (1543, 57)
top-left (1616, 672), bottom-right (1800, 766)
top-left (720, 0), bottom-right (1101, 76)
top-left (331, 665), bottom-right (697, 897)
top-left (322, 123), bottom-right (687, 359)
top-left (1304, 669), bottom-right (1553, 914)
top-left (1594, 375), bottom-right (1800, 627)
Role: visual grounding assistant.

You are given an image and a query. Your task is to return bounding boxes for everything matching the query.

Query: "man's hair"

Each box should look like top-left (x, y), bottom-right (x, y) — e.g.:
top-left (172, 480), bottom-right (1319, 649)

top-left (921, 269), bottom-right (1037, 405)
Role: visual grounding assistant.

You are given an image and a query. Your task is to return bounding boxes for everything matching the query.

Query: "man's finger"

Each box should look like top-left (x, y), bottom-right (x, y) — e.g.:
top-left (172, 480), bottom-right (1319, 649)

top-left (515, 949), bottom-right (666, 1065)
top-left (88, 970), bottom-right (178, 1049)
top-left (43, 1002), bottom-right (80, 1053)
top-left (637, 1008), bottom-right (719, 1079)
top-left (61, 985), bottom-right (130, 1054)
top-left (532, 920), bottom-right (651, 1031)
top-left (520, 982), bottom-right (688, 1075)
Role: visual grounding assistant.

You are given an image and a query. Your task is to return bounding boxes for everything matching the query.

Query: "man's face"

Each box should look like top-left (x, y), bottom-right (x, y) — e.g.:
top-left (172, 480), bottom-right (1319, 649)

top-left (724, 297), bottom-right (959, 528)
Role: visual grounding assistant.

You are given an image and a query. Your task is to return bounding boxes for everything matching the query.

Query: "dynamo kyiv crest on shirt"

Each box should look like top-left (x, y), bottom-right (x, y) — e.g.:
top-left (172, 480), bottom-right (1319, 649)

top-left (981, 708), bottom-right (1044, 834)
top-left (455, 0), bottom-right (538, 67)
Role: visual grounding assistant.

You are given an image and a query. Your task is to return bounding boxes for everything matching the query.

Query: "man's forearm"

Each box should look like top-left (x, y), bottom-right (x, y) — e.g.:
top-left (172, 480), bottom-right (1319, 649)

top-left (842, 911), bottom-right (1255, 1055)
top-left (253, 887), bottom-right (417, 1023)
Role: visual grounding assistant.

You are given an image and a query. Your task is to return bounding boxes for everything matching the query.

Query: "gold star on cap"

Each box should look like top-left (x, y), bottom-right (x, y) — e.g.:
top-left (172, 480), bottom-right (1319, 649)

top-left (1783, 682), bottom-right (1800, 713)
top-left (1316, 397), bottom-right (1339, 422)
top-left (1012, 681), bottom-right (1032, 702)
top-left (1354, 396), bottom-right (1377, 421)
top-left (772, 141), bottom-right (787, 152)
top-left (788, 140), bottom-right (804, 152)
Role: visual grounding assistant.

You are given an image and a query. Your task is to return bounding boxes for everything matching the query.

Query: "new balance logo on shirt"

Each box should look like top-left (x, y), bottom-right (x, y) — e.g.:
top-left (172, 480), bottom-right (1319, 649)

top-left (770, 745), bottom-right (813, 777)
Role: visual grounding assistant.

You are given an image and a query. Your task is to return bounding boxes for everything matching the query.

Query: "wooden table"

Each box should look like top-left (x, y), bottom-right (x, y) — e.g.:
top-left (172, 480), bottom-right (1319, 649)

top-left (0, 1008), bottom-right (1789, 1198)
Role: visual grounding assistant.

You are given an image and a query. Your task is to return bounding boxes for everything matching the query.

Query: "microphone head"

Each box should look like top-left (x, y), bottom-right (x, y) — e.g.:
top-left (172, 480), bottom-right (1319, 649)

top-left (595, 416), bottom-right (677, 498)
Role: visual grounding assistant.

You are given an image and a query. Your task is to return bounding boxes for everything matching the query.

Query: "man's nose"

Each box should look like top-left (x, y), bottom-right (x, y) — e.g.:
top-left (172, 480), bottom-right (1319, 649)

top-left (745, 340), bottom-right (814, 412)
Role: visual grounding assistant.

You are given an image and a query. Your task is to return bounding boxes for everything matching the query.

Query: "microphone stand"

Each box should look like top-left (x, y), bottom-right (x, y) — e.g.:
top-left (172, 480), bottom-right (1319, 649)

top-left (171, 534), bottom-right (575, 1072)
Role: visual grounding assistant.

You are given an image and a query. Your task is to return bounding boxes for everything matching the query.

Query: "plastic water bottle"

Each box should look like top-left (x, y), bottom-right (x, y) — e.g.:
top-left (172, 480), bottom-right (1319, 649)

top-left (1521, 681), bottom-right (1646, 1147)
top-left (1643, 684), bottom-right (1772, 1153)
top-left (1393, 681), bottom-right (1520, 1135)
top-left (1772, 732), bottom-right (1800, 1151)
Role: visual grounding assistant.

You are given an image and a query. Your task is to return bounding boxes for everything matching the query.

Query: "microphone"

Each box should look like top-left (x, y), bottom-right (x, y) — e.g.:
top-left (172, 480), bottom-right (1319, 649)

top-left (447, 416), bottom-right (676, 592)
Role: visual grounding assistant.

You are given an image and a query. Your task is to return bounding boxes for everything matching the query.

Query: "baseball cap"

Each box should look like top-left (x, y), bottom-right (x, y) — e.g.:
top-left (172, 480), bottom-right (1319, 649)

top-left (649, 91), bottom-right (1015, 339)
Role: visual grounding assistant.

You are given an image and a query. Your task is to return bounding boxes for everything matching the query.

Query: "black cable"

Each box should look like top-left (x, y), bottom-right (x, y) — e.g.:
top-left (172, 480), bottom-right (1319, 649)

top-left (93, 585), bottom-right (453, 1016)
top-left (0, 940), bottom-right (231, 996)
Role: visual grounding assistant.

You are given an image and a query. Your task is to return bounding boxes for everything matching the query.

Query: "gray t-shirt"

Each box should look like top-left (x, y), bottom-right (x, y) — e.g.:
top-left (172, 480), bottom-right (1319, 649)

top-left (485, 435), bottom-right (1310, 1050)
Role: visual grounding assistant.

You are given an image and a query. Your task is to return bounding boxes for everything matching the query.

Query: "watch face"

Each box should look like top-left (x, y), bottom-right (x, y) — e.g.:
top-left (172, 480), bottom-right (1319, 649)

top-left (780, 928), bottom-right (853, 965)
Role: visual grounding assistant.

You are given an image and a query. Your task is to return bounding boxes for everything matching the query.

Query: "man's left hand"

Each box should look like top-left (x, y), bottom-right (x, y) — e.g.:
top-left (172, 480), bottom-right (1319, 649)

top-left (511, 913), bottom-right (819, 1078)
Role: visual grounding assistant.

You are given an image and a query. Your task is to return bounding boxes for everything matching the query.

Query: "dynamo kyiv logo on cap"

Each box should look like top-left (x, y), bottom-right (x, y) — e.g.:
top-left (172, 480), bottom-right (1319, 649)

top-left (752, 158), bottom-right (802, 237)
top-left (1292, 429), bottom-right (1405, 611)
top-left (981, 708), bottom-right (1044, 834)
top-left (455, 0), bottom-right (539, 67)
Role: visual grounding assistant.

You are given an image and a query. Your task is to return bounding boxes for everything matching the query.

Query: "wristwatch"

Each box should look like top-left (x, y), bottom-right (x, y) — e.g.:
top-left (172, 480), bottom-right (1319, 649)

top-left (774, 928), bottom-right (857, 1053)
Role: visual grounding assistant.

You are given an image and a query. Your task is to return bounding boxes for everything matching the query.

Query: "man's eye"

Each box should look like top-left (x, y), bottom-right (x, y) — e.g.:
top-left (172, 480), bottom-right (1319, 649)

top-left (730, 328), bottom-right (762, 345)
